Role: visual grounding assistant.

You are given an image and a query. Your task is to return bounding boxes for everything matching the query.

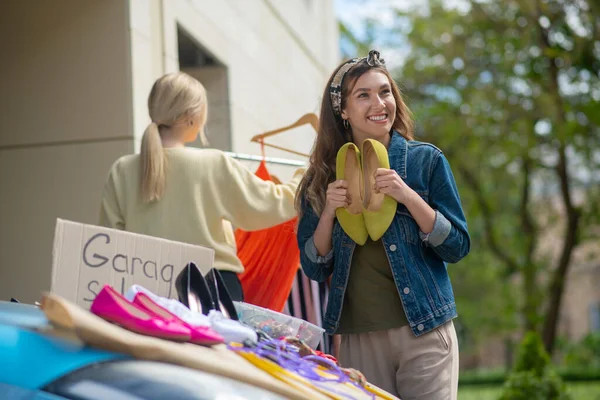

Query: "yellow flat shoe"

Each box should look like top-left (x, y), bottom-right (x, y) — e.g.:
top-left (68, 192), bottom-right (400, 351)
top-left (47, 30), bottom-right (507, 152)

top-left (335, 142), bottom-right (368, 245)
top-left (361, 139), bottom-right (397, 241)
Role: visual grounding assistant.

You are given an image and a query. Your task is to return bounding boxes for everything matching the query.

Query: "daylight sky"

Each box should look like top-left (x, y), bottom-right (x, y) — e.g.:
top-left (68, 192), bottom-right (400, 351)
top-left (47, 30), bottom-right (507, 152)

top-left (334, 0), bottom-right (589, 69)
top-left (334, 0), bottom-right (471, 68)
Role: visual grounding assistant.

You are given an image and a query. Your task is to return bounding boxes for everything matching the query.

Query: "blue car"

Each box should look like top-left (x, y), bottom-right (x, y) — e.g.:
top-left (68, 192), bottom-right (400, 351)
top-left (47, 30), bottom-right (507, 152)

top-left (0, 301), bottom-right (285, 400)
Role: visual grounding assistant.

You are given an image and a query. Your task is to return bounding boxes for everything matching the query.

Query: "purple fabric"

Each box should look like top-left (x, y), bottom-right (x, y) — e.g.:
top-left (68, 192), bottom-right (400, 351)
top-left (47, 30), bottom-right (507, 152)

top-left (230, 339), bottom-right (375, 399)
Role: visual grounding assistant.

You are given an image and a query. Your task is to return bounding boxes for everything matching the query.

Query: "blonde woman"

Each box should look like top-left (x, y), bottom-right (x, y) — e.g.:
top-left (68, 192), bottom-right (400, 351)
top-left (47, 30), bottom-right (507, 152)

top-left (100, 72), bottom-right (304, 301)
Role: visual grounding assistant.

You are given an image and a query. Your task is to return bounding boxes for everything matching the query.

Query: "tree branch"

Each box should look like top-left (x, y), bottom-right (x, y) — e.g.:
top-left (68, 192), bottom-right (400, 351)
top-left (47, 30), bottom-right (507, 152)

top-left (521, 154), bottom-right (542, 331)
top-left (520, 156), bottom-right (537, 263)
top-left (535, 0), bottom-right (582, 353)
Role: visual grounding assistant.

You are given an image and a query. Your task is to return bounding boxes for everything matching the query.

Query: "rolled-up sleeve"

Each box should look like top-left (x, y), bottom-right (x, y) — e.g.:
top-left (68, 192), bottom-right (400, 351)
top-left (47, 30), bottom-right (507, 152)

top-left (297, 199), bottom-right (335, 282)
top-left (421, 152), bottom-right (471, 263)
top-left (304, 236), bottom-right (334, 264)
top-left (419, 210), bottom-right (452, 247)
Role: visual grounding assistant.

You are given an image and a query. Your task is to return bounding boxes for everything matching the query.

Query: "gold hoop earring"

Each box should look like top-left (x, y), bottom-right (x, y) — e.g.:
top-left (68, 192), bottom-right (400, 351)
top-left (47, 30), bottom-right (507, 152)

top-left (343, 119), bottom-right (350, 130)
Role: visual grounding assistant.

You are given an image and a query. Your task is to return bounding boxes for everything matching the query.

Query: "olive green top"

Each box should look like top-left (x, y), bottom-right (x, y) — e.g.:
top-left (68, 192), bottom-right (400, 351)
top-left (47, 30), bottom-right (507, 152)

top-left (337, 238), bottom-right (409, 334)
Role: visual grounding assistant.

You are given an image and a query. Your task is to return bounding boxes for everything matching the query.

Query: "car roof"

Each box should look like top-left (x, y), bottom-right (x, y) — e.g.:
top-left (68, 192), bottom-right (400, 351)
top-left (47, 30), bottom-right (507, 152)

top-left (0, 301), bottom-right (127, 389)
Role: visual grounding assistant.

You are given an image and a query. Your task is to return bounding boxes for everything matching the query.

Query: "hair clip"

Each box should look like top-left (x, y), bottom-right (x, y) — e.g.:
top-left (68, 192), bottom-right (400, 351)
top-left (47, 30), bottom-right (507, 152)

top-left (367, 50), bottom-right (385, 67)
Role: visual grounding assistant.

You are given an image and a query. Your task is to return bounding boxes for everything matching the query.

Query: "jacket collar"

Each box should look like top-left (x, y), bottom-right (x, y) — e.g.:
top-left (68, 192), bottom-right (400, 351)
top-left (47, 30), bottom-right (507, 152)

top-left (387, 130), bottom-right (408, 179)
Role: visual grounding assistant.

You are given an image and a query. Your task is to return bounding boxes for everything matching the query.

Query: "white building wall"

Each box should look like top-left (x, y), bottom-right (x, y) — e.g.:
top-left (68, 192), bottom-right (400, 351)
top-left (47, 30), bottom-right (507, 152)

top-left (0, 0), bottom-right (338, 304)
top-left (131, 0), bottom-right (339, 179)
top-left (0, 0), bottom-right (133, 304)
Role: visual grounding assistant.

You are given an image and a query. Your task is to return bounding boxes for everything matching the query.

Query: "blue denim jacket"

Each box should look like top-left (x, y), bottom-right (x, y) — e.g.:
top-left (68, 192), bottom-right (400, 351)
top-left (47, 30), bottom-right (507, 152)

top-left (297, 132), bottom-right (470, 336)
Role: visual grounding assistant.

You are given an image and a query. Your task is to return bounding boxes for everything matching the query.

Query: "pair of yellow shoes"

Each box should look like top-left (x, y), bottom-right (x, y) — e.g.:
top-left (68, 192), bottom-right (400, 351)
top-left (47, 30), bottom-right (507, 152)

top-left (336, 139), bottom-right (397, 245)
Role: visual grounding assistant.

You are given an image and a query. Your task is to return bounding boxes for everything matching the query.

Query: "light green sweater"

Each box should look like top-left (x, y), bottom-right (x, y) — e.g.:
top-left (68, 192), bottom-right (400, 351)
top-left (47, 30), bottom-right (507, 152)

top-left (99, 147), bottom-right (304, 273)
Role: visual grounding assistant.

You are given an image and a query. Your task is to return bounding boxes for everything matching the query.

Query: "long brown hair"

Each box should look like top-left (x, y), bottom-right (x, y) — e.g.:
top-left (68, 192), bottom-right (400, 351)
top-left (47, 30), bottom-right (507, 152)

top-left (295, 59), bottom-right (414, 217)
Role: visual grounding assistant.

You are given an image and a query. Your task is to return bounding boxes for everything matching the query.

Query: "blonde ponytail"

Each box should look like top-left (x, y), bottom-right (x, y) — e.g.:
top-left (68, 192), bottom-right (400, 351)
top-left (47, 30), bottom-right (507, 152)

top-left (140, 122), bottom-right (166, 203)
top-left (141, 72), bottom-right (208, 203)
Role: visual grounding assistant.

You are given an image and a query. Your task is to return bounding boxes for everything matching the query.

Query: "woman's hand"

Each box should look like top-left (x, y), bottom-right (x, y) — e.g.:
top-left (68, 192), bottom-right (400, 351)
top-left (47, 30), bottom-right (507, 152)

top-left (323, 180), bottom-right (348, 219)
top-left (374, 168), bottom-right (414, 205)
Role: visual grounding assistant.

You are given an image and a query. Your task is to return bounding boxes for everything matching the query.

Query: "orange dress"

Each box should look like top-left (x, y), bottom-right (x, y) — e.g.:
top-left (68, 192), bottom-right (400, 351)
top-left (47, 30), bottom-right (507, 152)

top-left (236, 161), bottom-right (300, 311)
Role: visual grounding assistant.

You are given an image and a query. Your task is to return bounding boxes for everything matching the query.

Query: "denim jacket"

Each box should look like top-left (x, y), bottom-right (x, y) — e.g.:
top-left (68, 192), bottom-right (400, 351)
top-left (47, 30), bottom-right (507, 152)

top-left (297, 132), bottom-right (470, 336)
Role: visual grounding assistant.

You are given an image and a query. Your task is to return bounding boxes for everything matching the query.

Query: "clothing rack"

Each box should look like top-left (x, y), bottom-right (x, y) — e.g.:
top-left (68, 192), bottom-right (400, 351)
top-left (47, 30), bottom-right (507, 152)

top-left (225, 151), bottom-right (307, 167)
top-left (283, 270), bottom-right (330, 354)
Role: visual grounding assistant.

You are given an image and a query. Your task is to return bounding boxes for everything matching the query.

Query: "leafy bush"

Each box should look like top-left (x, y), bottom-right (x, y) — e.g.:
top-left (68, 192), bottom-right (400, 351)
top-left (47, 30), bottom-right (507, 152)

top-left (459, 367), bottom-right (600, 386)
top-left (563, 332), bottom-right (600, 369)
top-left (460, 369), bottom-right (507, 386)
top-left (499, 332), bottom-right (571, 400)
top-left (500, 370), bottom-right (570, 400)
top-left (558, 368), bottom-right (600, 382)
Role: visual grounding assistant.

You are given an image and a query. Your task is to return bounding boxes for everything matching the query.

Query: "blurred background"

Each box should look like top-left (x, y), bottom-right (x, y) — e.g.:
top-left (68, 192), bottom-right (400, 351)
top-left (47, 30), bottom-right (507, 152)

top-left (0, 0), bottom-right (599, 398)
top-left (337, 0), bottom-right (600, 397)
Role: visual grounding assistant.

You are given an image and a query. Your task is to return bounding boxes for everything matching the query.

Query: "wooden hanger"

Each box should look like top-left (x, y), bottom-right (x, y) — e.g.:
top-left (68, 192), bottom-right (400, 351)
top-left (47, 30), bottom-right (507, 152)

top-left (250, 113), bottom-right (318, 158)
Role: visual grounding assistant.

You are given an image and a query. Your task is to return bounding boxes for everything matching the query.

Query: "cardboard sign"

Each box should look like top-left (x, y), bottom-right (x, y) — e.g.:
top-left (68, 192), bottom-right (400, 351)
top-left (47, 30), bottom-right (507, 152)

top-left (51, 219), bottom-right (215, 309)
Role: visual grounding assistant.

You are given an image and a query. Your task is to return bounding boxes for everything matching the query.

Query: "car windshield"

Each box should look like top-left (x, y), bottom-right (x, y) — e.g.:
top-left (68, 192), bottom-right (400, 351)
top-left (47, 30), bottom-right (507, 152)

top-left (45, 360), bottom-right (286, 400)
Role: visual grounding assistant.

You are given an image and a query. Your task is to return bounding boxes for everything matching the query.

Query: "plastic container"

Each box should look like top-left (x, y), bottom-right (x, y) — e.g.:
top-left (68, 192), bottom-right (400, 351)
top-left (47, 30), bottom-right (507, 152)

top-left (233, 301), bottom-right (324, 349)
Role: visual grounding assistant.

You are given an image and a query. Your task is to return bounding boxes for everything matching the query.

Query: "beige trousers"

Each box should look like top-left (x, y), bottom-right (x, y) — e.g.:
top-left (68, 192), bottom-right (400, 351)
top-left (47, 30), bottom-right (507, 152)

top-left (338, 320), bottom-right (458, 400)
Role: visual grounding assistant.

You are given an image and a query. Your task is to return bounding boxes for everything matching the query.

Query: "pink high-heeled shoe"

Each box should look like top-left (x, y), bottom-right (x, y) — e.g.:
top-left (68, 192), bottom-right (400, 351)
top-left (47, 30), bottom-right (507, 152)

top-left (133, 292), bottom-right (224, 345)
top-left (90, 285), bottom-right (191, 342)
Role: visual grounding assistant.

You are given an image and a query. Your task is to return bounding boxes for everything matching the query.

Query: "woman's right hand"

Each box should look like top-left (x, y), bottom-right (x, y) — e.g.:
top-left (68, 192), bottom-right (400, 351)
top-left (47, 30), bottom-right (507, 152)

top-left (323, 180), bottom-right (348, 219)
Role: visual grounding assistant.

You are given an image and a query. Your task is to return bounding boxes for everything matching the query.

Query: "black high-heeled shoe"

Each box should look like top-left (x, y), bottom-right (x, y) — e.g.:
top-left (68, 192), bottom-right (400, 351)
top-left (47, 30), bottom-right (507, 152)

top-left (205, 268), bottom-right (239, 321)
top-left (175, 262), bottom-right (215, 315)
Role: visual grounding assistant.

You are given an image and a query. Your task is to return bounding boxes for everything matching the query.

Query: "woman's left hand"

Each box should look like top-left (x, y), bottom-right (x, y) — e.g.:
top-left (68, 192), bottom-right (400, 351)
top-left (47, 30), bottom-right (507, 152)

top-left (373, 168), bottom-right (414, 205)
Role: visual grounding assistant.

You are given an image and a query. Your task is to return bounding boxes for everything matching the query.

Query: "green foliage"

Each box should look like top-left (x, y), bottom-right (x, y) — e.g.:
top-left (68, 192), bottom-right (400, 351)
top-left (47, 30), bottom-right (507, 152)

top-left (500, 370), bottom-right (571, 400)
top-left (459, 382), bottom-right (600, 400)
top-left (563, 332), bottom-right (600, 369)
top-left (395, 0), bottom-right (600, 348)
top-left (338, 0), bottom-right (600, 354)
top-left (451, 251), bottom-right (517, 353)
top-left (559, 368), bottom-right (600, 383)
top-left (514, 332), bottom-right (552, 376)
top-left (499, 332), bottom-right (571, 399)
top-left (459, 367), bottom-right (600, 386)
top-left (460, 369), bottom-right (507, 386)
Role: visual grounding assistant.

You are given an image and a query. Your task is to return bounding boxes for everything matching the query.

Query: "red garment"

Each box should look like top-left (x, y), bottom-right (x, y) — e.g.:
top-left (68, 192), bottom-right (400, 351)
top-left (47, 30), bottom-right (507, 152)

top-left (236, 161), bottom-right (300, 312)
top-left (315, 350), bottom-right (338, 364)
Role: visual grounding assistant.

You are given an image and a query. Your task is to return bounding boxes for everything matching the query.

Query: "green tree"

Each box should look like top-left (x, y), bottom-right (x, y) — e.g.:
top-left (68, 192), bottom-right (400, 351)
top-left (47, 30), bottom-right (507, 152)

top-left (395, 0), bottom-right (600, 354)
top-left (339, 0), bottom-right (600, 355)
top-left (500, 332), bottom-right (570, 399)
top-left (339, 12), bottom-right (520, 360)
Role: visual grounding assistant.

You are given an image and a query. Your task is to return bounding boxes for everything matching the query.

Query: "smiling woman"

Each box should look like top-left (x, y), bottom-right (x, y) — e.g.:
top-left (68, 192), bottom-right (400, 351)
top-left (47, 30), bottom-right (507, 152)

top-left (297, 50), bottom-right (413, 219)
top-left (295, 50), bottom-right (470, 399)
top-left (340, 71), bottom-right (397, 147)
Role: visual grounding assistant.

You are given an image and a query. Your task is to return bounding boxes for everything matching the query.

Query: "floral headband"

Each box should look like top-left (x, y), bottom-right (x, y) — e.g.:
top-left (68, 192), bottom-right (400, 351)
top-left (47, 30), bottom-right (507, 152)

top-left (329, 49), bottom-right (386, 117)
